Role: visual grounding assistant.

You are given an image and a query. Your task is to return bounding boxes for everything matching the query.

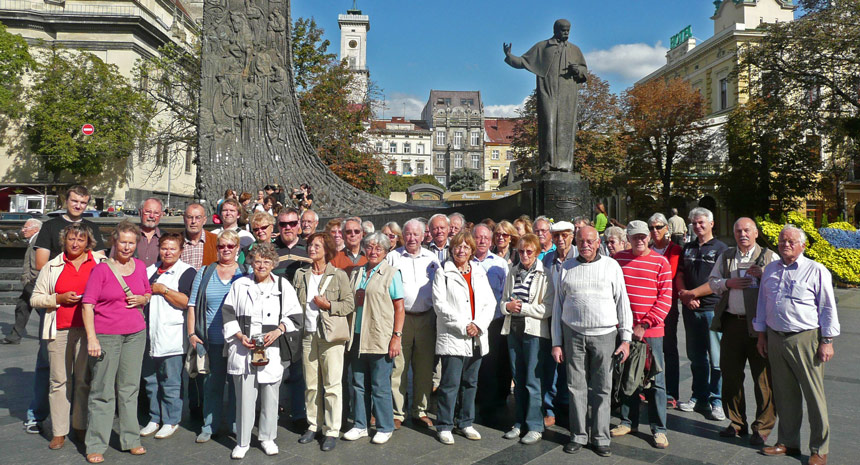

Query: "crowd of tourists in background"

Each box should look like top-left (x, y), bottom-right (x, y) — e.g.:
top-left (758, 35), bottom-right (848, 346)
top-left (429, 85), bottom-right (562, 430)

top-left (1, 184), bottom-right (840, 465)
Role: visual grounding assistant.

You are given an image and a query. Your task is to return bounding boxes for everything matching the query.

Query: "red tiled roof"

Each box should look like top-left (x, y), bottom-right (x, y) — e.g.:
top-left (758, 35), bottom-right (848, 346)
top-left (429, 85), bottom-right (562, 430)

top-left (484, 118), bottom-right (519, 144)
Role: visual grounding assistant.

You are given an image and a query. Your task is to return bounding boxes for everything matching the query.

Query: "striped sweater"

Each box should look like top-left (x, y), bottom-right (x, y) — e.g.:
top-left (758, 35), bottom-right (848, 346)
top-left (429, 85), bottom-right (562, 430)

top-left (613, 250), bottom-right (673, 338)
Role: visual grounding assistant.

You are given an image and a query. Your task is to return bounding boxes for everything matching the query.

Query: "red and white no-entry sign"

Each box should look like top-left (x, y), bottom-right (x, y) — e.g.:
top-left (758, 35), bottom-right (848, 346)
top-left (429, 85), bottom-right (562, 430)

top-left (81, 124), bottom-right (95, 136)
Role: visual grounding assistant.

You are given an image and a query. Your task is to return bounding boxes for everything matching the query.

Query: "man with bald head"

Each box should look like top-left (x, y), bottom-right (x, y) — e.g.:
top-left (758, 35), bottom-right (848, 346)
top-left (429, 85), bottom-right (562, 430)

top-left (551, 226), bottom-right (631, 456)
top-left (180, 203), bottom-right (218, 270)
top-left (708, 218), bottom-right (776, 444)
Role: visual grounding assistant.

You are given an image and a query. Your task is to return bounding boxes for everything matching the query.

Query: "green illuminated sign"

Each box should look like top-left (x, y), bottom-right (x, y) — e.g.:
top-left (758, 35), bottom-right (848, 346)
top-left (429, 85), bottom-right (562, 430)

top-left (670, 25), bottom-right (693, 49)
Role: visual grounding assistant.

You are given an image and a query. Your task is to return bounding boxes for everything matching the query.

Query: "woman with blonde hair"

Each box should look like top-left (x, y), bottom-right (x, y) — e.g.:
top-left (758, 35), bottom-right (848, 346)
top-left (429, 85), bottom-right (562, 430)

top-left (493, 220), bottom-right (520, 266)
top-left (513, 216), bottom-right (533, 237)
top-left (380, 222), bottom-right (404, 251)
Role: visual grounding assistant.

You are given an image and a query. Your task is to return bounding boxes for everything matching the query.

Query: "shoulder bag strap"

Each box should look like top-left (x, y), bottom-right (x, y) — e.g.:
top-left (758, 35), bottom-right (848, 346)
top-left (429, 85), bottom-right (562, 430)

top-left (105, 260), bottom-right (144, 318)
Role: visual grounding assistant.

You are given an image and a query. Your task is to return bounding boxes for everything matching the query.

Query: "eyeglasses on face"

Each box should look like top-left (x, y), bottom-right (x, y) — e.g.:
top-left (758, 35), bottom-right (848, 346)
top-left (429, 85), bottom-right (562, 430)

top-left (217, 243), bottom-right (237, 250)
top-left (279, 221), bottom-right (299, 228)
top-left (648, 225), bottom-right (666, 231)
top-left (344, 229), bottom-right (362, 235)
top-left (496, 233), bottom-right (511, 238)
top-left (253, 225), bottom-right (272, 232)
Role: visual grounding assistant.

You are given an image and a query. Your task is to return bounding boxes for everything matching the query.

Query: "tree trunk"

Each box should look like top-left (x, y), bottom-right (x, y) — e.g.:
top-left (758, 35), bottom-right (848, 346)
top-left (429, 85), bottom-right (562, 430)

top-left (196, 0), bottom-right (404, 216)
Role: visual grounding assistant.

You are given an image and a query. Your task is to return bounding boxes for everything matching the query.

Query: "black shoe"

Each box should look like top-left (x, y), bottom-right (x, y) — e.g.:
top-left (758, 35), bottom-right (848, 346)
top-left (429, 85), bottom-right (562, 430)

top-left (1, 338), bottom-right (20, 345)
top-left (321, 436), bottom-right (337, 452)
top-left (593, 444), bottom-right (611, 457)
top-left (563, 442), bottom-right (583, 454)
top-left (298, 430), bottom-right (316, 444)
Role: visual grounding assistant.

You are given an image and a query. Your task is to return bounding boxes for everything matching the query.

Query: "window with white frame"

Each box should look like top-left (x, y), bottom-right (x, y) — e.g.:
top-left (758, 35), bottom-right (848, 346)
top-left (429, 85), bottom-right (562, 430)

top-left (471, 153), bottom-right (480, 169)
top-left (416, 144), bottom-right (424, 154)
top-left (389, 142), bottom-right (397, 153)
top-left (403, 142), bottom-right (411, 154)
top-left (506, 150), bottom-right (514, 160)
top-left (389, 160), bottom-right (397, 173)
top-left (492, 150), bottom-right (500, 160)
top-left (719, 78), bottom-right (728, 110)
top-left (403, 160), bottom-right (412, 174)
top-left (417, 161), bottom-right (424, 174)
top-left (492, 169), bottom-right (499, 180)
top-left (436, 131), bottom-right (446, 145)
top-left (471, 131), bottom-right (480, 146)
top-left (454, 153), bottom-right (463, 168)
top-left (436, 154), bottom-right (445, 169)
top-left (453, 131), bottom-right (463, 149)
top-left (375, 142), bottom-right (383, 153)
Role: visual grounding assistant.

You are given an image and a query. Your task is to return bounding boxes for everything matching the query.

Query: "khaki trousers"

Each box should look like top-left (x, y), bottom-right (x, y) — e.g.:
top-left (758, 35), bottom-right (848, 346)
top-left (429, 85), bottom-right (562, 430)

top-left (47, 326), bottom-right (90, 436)
top-left (391, 311), bottom-right (436, 421)
top-left (720, 315), bottom-right (775, 436)
top-left (767, 328), bottom-right (830, 455)
top-left (302, 331), bottom-right (344, 436)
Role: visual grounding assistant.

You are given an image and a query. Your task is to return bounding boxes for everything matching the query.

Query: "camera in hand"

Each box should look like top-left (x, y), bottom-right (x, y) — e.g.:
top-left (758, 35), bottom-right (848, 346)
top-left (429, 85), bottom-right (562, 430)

top-left (250, 334), bottom-right (269, 367)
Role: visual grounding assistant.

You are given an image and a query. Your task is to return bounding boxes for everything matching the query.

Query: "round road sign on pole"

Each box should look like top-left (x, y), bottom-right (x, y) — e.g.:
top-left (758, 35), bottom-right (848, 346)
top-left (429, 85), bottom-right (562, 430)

top-left (82, 124), bottom-right (95, 136)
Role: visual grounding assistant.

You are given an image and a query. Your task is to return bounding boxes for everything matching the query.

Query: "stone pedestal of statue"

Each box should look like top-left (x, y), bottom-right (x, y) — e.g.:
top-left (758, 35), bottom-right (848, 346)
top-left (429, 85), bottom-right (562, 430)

top-left (537, 171), bottom-right (592, 222)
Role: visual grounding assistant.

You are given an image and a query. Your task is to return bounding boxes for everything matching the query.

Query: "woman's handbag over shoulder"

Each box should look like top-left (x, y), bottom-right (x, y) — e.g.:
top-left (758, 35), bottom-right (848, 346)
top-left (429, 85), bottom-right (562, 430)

top-left (317, 275), bottom-right (350, 343)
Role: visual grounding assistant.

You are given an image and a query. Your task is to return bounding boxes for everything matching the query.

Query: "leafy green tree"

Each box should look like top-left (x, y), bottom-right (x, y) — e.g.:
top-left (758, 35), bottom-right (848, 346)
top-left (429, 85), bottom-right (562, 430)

top-left (375, 173), bottom-right (442, 199)
top-left (0, 21), bottom-right (35, 138)
top-left (448, 168), bottom-right (483, 192)
top-left (28, 47), bottom-right (154, 181)
top-left (291, 17), bottom-right (336, 92)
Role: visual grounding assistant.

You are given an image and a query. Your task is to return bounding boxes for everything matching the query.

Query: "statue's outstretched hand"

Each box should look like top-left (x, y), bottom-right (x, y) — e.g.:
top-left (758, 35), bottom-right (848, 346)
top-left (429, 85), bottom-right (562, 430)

top-left (503, 43), bottom-right (512, 57)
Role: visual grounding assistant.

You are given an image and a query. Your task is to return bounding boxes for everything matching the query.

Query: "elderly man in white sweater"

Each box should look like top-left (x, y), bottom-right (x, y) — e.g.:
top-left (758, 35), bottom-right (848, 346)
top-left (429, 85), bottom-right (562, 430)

top-left (551, 226), bottom-right (632, 458)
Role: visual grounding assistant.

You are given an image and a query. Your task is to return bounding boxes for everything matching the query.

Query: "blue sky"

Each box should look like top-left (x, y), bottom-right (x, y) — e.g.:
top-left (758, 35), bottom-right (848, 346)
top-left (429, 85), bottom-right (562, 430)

top-left (292, 1), bottom-right (743, 119)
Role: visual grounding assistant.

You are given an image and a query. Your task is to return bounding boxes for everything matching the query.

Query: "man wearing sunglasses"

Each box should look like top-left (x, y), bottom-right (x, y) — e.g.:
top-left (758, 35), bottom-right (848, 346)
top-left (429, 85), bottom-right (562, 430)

top-left (331, 217), bottom-right (368, 276)
top-left (272, 208), bottom-right (310, 283)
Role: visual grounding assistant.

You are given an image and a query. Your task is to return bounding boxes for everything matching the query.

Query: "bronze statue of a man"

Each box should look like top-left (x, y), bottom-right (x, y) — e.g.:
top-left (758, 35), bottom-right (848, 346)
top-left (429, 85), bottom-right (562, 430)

top-left (504, 19), bottom-right (587, 173)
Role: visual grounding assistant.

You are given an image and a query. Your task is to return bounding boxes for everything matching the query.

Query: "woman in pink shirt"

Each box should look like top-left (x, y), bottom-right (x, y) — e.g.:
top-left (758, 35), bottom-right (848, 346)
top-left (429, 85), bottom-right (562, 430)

top-left (81, 221), bottom-right (151, 463)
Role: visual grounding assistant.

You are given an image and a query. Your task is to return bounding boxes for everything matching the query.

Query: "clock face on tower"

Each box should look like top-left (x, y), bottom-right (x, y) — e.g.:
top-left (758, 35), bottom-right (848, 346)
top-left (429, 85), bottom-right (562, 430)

top-left (349, 40), bottom-right (358, 48)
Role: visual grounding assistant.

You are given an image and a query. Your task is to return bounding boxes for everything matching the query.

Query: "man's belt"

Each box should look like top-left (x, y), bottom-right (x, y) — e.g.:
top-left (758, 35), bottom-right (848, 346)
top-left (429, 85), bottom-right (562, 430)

top-left (723, 312), bottom-right (746, 319)
top-left (770, 328), bottom-right (812, 337)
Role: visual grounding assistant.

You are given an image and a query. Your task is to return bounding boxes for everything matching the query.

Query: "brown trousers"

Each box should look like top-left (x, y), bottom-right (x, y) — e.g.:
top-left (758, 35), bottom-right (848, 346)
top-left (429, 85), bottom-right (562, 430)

top-left (719, 314), bottom-right (775, 436)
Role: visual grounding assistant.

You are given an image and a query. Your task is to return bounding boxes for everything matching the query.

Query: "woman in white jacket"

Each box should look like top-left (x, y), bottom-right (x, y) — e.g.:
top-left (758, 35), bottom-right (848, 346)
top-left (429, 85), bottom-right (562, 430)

top-left (140, 233), bottom-right (197, 440)
top-left (432, 232), bottom-right (495, 445)
top-left (499, 234), bottom-right (552, 445)
top-left (221, 243), bottom-right (301, 459)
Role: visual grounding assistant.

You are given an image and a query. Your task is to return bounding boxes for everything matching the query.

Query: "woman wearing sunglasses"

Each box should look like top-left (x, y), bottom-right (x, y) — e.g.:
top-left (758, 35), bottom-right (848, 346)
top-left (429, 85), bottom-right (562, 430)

top-left (238, 211), bottom-right (276, 265)
top-left (493, 220), bottom-right (521, 267)
top-left (380, 222), bottom-right (403, 252)
top-left (187, 230), bottom-right (246, 443)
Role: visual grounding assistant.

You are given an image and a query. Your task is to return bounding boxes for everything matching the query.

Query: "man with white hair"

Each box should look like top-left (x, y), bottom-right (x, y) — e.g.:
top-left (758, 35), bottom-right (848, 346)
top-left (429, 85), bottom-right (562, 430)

top-left (299, 209), bottom-right (319, 241)
top-left (386, 219), bottom-right (441, 429)
top-left (675, 207), bottom-right (728, 421)
top-left (534, 216), bottom-right (555, 261)
top-left (755, 225), bottom-right (838, 465)
top-left (2, 218), bottom-right (42, 345)
top-left (448, 213), bottom-right (465, 237)
top-left (426, 214), bottom-right (450, 262)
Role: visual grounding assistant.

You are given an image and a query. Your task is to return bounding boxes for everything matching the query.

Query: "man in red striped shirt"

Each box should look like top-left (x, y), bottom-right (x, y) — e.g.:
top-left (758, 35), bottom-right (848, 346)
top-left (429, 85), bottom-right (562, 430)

top-left (610, 220), bottom-right (673, 449)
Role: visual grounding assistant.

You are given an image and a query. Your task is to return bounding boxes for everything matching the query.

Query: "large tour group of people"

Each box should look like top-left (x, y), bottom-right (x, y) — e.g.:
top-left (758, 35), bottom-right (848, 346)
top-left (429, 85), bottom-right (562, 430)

top-left (5, 186), bottom-right (841, 465)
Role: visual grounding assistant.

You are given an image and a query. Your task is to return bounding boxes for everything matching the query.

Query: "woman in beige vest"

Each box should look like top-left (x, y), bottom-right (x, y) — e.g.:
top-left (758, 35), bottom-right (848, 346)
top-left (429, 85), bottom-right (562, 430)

top-left (342, 232), bottom-right (405, 445)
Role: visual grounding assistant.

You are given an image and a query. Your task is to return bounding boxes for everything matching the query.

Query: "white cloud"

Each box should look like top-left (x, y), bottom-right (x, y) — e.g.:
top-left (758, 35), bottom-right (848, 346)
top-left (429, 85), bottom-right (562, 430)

top-left (485, 95), bottom-right (529, 118)
top-left (585, 42), bottom-right (668, 81)
top-left (374, 92), bottom-right (426, 120)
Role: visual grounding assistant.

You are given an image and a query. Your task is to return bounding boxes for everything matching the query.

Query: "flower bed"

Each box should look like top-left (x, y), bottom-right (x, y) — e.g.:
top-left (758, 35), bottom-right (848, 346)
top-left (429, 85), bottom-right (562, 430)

top-left (757, 212), bottom-right (860, 285)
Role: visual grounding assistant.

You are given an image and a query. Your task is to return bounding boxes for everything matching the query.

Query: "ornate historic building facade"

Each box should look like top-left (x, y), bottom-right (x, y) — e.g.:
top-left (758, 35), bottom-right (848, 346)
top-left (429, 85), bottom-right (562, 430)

top-left (421, 90), bottom-right (484, 187)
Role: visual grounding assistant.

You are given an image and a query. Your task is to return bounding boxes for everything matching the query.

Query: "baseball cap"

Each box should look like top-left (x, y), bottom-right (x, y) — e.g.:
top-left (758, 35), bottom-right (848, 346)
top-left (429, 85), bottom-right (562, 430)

top-left (626, 220), bottom-right (649, 237)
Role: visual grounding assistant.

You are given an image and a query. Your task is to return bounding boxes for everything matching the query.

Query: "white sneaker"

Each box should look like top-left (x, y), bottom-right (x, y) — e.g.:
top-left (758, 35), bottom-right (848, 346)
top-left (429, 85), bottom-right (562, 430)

top-left (140, 421), bottom-right (159, 437)
top-left (155, 424), bottom-right (179, 439)
top-left (709, 405), bottom-right (727, 421)
top-left (458, 426), bottom-right (481, 440)
top-left (438, 431), bottom-right (454, 445)
top-left (260, 440), bottom-right (279, 456)
top-left (371, 431), bottom-right (392, 444)
top-left (342, 427), bottom-right (368, 441)
top-left (231, 445), bottom-right (249, 459)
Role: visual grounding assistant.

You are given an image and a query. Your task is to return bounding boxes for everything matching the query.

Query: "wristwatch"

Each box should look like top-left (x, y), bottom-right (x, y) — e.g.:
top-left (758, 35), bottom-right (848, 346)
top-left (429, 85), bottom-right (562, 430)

top-left (820, 337), bottom-right (833, 344)
top-left (393, 331), bottom-right (402, 337)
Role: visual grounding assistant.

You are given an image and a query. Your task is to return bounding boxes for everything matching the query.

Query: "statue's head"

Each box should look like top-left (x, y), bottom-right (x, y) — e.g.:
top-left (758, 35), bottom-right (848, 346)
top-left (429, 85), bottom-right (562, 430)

top-left (553, 19), bottom-right (571, 42)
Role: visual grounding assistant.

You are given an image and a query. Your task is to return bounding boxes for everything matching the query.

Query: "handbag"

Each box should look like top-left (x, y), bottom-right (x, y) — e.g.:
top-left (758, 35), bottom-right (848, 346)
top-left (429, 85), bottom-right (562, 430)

top-left (276, 277), bottom-right (302, 364)
top-left (317, 275), bottom-right (350, 343)
top-left (185, 343), bottom-right (209, 377)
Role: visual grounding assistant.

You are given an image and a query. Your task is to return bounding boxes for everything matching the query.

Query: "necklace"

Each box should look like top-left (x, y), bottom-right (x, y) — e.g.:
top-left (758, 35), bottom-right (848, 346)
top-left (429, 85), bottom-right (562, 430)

top-left (459, 265), bottom-right (471, 275)
top-left (311, 263), bottom-right (325, 275)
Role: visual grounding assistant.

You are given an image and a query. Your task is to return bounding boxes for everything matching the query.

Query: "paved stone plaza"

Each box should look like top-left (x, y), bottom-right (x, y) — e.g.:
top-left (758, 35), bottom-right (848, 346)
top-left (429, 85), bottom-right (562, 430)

top-left (1, 292), bottom-right (858, 464)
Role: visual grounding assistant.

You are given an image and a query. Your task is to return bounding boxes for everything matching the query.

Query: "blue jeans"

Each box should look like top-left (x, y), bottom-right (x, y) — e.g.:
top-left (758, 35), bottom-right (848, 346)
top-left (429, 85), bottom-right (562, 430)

top-left (619, 336), bottom-right (667, 434)
top-left (201, 344), bottom-right (235, 435)
top-left (682, 308), bottom-right (722, 408)
top-left (26, 308), bottom-right (50, 424)
top-left (349, 341), bottom-right (395, 432)
top-left (437, 354), bottom-right (482, 432)
top-left (542, 321), bottom-right (568, 418)
top-left (142, 354), bottom-right (183, 425)
top-left (507, 332), bottom-right (545, 432)
top-left (664, 301), bottom-right (680, 401)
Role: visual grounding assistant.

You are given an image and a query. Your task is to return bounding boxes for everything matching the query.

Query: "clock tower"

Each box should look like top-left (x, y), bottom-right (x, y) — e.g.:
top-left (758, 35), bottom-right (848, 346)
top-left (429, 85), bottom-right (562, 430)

top-left (338, 2), bottom-right (370, 104)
